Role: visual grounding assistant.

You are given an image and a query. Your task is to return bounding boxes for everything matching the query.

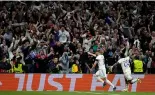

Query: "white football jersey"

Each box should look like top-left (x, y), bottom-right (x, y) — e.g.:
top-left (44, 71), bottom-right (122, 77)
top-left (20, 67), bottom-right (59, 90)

top-left (118, 56), bottom-right (131, 73)
top-left (59, 30), bottom-right (69, 43)
top-left (96, 55), bottom-right (106, 70)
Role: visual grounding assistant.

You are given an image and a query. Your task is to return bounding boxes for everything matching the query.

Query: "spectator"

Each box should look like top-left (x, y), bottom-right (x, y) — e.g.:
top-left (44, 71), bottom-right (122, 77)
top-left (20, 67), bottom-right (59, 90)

top-left (0, 56), bottom-right (11, 73)
top-left (58, 26), bottom-right (70, 44)
top-left (0, 1), bottom-right (155, 74)
top-left (48, 56), bottom-right (61, 73)
top-left (132, 56), bottom-right (144, 74)
top-left (151, 56), bottom-right (155, 73)
top-left (13, 55), bottom-right (25, 73)
top-left (71, 57), bottom-right (81, 73)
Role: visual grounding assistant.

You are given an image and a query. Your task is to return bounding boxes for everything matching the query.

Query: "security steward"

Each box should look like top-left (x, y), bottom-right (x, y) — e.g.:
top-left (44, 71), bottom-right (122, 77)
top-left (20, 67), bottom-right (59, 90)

top-left (13, 55), bottom-right (24, 73)
top-left (133, 56), bottom-right (144, 74)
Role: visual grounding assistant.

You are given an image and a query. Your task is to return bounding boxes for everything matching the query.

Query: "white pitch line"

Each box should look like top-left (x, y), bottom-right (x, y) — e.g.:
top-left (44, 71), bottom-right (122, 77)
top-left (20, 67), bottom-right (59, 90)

top-left (74, 91), bottom-right (102, 94)
top-left (44, 91), bottom-right (120, 95)
top-left (74, 91), bottom-right (120, 95)
top-left (85, 92), bottom-right (102, 94)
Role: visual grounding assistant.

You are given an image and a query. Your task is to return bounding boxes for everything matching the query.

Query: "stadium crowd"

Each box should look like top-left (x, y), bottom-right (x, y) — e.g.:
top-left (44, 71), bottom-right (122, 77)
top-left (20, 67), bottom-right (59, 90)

top-left (0, 1), bottom-right (155, 74)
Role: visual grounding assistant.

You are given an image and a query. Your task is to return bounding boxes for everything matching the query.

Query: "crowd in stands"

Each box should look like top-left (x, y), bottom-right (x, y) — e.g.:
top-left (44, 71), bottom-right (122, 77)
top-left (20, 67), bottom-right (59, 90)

top-left (0, 1), bottom-right (155, 74)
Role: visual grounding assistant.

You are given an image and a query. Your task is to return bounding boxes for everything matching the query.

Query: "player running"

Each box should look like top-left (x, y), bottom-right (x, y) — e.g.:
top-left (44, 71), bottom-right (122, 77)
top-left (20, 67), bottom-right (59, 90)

top-left (88, 50), bottom-right (117, 91)
top-left (109, 55), bottom-right (141, 92)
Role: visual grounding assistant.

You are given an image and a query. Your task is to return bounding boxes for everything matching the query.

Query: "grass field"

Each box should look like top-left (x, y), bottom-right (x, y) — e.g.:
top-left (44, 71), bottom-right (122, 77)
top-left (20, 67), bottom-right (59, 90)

top-left (0, 91), bottom-right (155, 95)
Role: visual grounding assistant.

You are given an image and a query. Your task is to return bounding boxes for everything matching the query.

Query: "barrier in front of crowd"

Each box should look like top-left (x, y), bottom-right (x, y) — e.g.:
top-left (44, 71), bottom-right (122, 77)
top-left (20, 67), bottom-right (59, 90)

top-left (0, 74), bottom-right (154, 92)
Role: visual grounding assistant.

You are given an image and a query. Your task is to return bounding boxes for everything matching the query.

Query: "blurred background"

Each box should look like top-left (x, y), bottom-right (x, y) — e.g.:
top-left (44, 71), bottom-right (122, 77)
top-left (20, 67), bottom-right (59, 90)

top-left (0, 1), bottom-right (155, 74)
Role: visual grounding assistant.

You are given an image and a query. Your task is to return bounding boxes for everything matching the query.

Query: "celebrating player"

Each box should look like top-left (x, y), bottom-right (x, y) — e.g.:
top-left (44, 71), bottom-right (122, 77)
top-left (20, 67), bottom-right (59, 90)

top-left (109, 55), bottom-right (141, 92)
top-left (88, 49), bottom-right (117, 91)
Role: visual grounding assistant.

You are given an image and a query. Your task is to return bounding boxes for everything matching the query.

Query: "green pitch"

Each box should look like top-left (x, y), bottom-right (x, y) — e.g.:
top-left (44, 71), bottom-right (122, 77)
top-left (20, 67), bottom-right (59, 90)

top-left (0, 91), bottom-right (154, 95)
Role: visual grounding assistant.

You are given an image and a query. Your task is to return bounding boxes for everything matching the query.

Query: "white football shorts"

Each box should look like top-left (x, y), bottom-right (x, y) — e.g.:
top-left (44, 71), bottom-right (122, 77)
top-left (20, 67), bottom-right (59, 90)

top-left (95, 69), bottom-right (107, 78)
top-left (124, 70), bottom-right (132, 80)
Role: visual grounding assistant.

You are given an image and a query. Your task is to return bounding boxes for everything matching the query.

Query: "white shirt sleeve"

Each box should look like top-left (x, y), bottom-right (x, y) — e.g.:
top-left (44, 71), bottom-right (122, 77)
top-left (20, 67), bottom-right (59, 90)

top-left (96, 56), bottom-right (100, 60)
top-left (65, 31), bottom-right (70, 37)
top-left (118, 59), bottom-right (122, 64)
top-left (58, 30), bottom-right (62, 36)
top-left (96, 55), bottom-right (104, 60)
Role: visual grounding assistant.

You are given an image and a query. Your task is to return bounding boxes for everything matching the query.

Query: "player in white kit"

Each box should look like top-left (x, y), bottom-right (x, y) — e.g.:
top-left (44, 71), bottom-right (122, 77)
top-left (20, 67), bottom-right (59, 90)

top-left (110, 56), bottom-right (141, 92)
top-left (88, 50), bottom-right (116, 91)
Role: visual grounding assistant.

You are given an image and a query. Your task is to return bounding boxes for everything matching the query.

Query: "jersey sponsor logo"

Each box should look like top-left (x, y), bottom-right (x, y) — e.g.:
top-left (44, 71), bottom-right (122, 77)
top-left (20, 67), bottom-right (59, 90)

top-left (0, 74), bottom-right (155, 92)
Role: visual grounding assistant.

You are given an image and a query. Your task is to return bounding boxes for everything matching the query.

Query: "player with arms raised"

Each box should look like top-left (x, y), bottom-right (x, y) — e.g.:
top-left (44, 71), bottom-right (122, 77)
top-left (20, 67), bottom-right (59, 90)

top-left (110, 55), bottom-right (141, 92)
top-left (88, 49), bottom-right (116, 91)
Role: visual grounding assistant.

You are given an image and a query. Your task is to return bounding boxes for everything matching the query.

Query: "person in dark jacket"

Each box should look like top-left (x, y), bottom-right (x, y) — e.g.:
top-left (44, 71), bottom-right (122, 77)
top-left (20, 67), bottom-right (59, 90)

top-left (0, 56), bottom-right (11, 73)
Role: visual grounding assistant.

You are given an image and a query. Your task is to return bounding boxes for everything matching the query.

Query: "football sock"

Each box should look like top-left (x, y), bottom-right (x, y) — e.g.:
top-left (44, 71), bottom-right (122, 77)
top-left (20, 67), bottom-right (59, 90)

top-left (106, 79), bottom-right (115, 88)
top-left (126, 84), bottom-right (129, 89)
top-left (96, 76), bottom-right (105, 83)
top-left (131, 78), bottom-right (138, 84)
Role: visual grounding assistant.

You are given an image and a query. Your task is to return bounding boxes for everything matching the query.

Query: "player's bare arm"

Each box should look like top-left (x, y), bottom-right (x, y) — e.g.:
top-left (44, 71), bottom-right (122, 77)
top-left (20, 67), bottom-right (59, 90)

top-left (87, 52), bottom-right (97, 57)
top-left (113, 62), bottom-right (119, 67)
top-left (90, 61), bottom-right (97, 72)
top-left (109, 62), bottom-right (119, 72)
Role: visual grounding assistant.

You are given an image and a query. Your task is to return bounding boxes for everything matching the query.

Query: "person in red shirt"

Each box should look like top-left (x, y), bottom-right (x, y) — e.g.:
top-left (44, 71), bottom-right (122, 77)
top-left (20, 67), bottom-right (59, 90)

top-left (35, 50), bottom-right (48, 73)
